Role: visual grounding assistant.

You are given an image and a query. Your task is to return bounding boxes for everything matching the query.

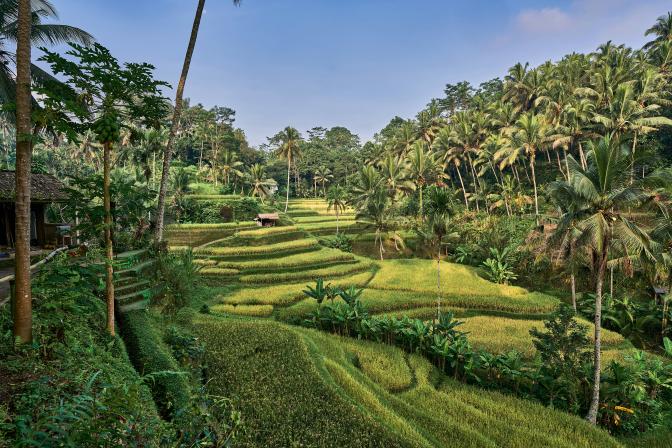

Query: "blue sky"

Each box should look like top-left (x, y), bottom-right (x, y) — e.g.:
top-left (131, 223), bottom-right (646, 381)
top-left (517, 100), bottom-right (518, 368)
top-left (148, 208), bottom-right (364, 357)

top-left (50, 0), bottom-right (670, 146)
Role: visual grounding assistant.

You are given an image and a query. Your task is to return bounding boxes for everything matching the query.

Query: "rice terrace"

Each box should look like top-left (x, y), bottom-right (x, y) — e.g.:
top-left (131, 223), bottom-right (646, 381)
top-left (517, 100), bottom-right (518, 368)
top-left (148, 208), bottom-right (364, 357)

top-left (1, 1), bottom-right (672, 447)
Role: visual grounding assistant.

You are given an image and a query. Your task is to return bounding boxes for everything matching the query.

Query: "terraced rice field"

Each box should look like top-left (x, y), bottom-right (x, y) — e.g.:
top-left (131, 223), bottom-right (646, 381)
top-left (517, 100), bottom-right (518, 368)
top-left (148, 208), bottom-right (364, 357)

top-left (192, 315), bottom-right (622, 448)
top-left (189, 198), bottom-right (634, 364)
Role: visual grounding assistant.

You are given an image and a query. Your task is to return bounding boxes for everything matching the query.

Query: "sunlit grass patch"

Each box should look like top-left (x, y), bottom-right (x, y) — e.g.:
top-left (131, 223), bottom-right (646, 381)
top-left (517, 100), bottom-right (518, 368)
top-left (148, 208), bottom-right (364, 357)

top-left (221, 271), bottom-right (376, 307)
top-left (194, 238), bottom-right (319, 257)
top-left (215, 248), bottom-right (355, 272)
top-left (347, 340), bottom-right (413, 392)
top-left (211, 303), bottom-right (274, 317)
top-left (238, 260), bottom-right (375, 285)
top-left (200, 267), bottom-right (240, 276)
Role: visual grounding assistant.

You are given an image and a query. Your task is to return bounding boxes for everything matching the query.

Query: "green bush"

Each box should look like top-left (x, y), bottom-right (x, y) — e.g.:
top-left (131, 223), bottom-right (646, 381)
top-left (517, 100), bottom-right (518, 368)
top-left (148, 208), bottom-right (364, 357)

top-left (120, 310), bottom-right (191, 420)
top-left (0, 255), bottom-right (165, 446)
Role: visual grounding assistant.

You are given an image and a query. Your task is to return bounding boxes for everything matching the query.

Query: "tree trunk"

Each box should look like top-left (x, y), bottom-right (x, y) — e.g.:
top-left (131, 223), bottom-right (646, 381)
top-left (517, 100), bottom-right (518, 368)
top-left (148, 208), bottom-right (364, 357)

top-left (103, 142), bottom-right (115, 336)
top-left (630, 131), bottom-right (638, 185)
top-left (418, 185), bottom-right (423, 219)
top-left (436, 248), bottom-right (441, 320)
top-left (571, 273), bottom-right (577, 312)
top-left (454, 161), bottom-right (469, 210)
top-left (284, 155), bottom-right (291, 212)
top-left (529, 153), bottom-right (539, 225)
top-left (586, 249), bottom-right (607, 424)
top-left (578, 141), bottom-right (587, 171)
top-left (156, 0), bottom-right (206, 241)
top-left (13, 0), bottom-right (32, 344)
top-left (335, 208), bottom-right (339, 234)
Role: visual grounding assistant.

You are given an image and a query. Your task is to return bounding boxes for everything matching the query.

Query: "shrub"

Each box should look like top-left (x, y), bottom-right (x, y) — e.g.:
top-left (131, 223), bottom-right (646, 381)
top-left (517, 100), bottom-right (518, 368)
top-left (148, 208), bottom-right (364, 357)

top-left (120, 310), bottom-right (191, 420)
top-left (321, 233), bottom-right (353, 252)
top-left (155, 249), bottom-right (201, 314)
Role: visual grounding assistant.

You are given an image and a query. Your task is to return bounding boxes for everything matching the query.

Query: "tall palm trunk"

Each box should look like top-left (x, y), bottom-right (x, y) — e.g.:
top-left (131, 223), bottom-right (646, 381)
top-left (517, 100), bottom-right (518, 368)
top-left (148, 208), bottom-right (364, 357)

top-left (436, 247), bottom-right (441, 320)
top-left (454, 161), bottom-right (468, 210)
top-left (103, 142), bottom-right (115, 336)
top-left (418, 184), bottom-right (423, 219)
top-left (156, 0), bottom-right (206, 241)
top-left (13, 0), bottom-right (32, 344)
top-left (578, 141), bottom-right (587, 171)
top-left (586, 246), bottom-right (607, 424)
top-left (284, 153), bottom-right (291, 212)
top-left (529, 152), bottom-right (539, 225)
top-left (630, 131), bottom-right (638, 185)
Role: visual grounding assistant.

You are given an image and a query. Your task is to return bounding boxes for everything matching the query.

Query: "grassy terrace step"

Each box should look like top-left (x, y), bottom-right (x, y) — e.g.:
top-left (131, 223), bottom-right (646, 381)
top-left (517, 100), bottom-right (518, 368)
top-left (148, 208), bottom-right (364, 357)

top-left (117, 259), bottom-right (156, 278)
top-left (164, 222), bottom-right (256, 246)
top-left (300, 221), bottom-right (365, 232)
top-left (287, 209), bottom-right (320, 217)
top-left (194, 238), bottom-right (320, 258)
top-left (219, 271), bottom-right (376, 307)
top-left (119, 298), bottom-right (151, 313)
top-left (115, 280), bottom-right (151, 296)
top-left (208, 248), bottom-right (356, 273)
top-left (238, 259), bottom-right (375, 285)
top-left (292, 215), bottom-right (356, 224)
top-left (116, 288), bottom-right (153, 306)
top-left (226, 227), bottom-right (309, 246)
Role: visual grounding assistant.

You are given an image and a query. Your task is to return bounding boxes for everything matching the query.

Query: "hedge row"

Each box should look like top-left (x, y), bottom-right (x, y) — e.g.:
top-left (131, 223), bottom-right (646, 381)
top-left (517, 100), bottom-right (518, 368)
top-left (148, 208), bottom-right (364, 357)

top-left (120, 310), bottom-right (191, 421)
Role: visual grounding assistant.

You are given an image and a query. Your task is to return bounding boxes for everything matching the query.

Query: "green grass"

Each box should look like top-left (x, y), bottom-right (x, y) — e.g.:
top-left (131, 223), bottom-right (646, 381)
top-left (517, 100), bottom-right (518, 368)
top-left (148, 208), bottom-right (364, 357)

top-left (293, 215), bottom-right (357, 224)
top-left (213, 248), bottom-right (356, 272)
top-left (235, 225), bottom-right (301, 237)
top-left (165, 222), bottom-right (255, 230)
top-left (199, 267), bottom-right (240, 276)
top-left (220, 271), bottom-right (376, 306)
top-left (210, 303), bottom-right (274, 317)
top-left (194, 238), bottom-right (319, 257)
top-left (192, 315), bottom-right (622, 448)
top-left (238, 259), bottom-right (375, 285)
top-left (192, 316), bottom-right (410, 448)
top-left (369, 259), bottom-right (536, 297)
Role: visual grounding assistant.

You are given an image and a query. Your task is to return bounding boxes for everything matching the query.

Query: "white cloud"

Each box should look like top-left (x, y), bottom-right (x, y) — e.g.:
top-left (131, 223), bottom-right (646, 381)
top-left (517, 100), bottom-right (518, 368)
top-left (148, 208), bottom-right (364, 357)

top-left (515, 7), bottom-right (572, 34)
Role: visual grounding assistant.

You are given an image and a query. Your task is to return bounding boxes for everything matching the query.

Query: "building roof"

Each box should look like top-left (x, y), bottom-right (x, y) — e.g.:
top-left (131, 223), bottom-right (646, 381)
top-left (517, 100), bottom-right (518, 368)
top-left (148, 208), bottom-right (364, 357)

top-left (255, 213), bottom-right (280, 220)
top-left (0, 171), bottom-right (68, 202)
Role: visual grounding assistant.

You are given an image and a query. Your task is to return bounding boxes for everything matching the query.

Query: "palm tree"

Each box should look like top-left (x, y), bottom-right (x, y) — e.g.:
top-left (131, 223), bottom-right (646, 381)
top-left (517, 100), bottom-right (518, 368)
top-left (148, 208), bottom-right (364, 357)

top-left (275, 126), bottom-right (302, 212)
top-left (644, 12), bottom-right (672, 50)
top-left (434, 126), bottom-right (469, 209)
top-left (407, 140), bottom-right (439, 218)
top-left (12, 0), bottom-right (31, 344)
top-left (356, 186), bottom-right (391, 260)
top-left (509, 112), bottom-right (549, 224)
top-left (422, 186), bottom-right (455, 319)
top-left (326, 184), bottom-right (347, 234)
top-left (378, 153), bottom-right (413, 201)
top-left (0, 0), bottom-right (93, 113)
top-left (350, 164), bottom-right (382, 210)
top-left (592, 81), bottom-right (672, 182)
top-left (220, 148), bottom-right (244, 187)
top-left (246, 163), bottom-right (274, 203)
top-left (548, 136), bottom-right (669, 424)
top-left (156, 0), bottom-right (241, 241)
top-left (314, 165), bottom-right (333, 197)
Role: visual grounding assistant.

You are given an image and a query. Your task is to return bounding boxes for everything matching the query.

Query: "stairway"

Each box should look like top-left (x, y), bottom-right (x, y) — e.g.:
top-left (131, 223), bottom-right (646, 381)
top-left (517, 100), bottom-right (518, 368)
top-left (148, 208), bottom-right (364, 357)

top-left (114, 249), bottom-right (161, 313)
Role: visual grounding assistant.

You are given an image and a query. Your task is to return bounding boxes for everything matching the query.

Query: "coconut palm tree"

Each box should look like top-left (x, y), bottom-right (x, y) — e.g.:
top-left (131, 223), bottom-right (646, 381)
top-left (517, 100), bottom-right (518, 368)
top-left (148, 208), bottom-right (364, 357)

top-left (548, 135), bottom-right (670, 424)
top-left (407, 140), bottom-right (440, 218)
top-left (507, 112), bottom-right (549, 223)
top-left (350, 164), bottom-right (382, 211)
top-left (156, 0), bottom-right (241, 241)
top-left (246, 163), bottom-right (274, 203)
top-left (314, 165), bottom-right (333, 197)
top-left (0, 0), bottom-right (93, 113)
top-left (356, 186), bottom-right (391, 260)
top-left (327, 184), bottom-right (347, 234)
top-left (378, 153), bottom-right (413, 201)
top-left (434, 126), bottom-right (469, 209)
top-left (644, 12), bottom-right (672, 50)
top-left (220, 148), bottom-right (244, 187)
top-left (422, 186), bottom-right (455, 319)
top-left (275, 126), bottom-right (302, 211)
